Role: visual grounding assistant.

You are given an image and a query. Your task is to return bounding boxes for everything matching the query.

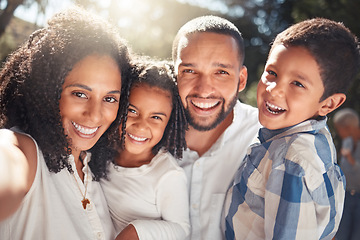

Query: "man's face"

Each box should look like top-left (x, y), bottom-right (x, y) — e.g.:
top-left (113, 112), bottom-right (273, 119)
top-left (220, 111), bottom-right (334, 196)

top-left (175, 32), bottom-right (247, 131)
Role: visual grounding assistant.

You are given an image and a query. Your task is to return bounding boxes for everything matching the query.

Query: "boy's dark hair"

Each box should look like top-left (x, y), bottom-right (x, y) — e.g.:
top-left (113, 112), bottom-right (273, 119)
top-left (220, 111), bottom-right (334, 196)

top-left (119, 57), bottom-right (188, 159)
top-left (0, 7), bottom-right (131, 180)
top-left (270, 18), bottom-right (360, 101)
top-left (172, 15), bottom-right (245, 66)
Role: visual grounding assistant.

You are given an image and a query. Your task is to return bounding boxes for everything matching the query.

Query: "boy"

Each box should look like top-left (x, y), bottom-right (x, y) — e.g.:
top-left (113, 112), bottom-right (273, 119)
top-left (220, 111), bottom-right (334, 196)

top-left (225, 18), bottom-right (360, 240)
top-left (333, 108), bottom-right (360, 240)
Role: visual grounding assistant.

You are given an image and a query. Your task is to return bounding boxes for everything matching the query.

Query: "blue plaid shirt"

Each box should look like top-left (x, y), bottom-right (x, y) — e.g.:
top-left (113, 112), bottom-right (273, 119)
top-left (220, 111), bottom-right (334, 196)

top-left (225, 117), bottom-right (345, 240)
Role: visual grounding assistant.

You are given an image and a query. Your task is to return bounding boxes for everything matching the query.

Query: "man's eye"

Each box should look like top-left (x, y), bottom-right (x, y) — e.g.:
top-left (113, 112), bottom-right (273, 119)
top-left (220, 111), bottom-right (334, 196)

top-left (217, 70), bottom-right (229, 75)
top-left (183, 69), bottom-right (194, 73)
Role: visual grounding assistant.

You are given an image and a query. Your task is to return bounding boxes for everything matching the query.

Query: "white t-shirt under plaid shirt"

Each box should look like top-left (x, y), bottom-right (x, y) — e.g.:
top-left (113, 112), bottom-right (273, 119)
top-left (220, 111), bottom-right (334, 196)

top-left (225, 117), bottom-right (345, 240)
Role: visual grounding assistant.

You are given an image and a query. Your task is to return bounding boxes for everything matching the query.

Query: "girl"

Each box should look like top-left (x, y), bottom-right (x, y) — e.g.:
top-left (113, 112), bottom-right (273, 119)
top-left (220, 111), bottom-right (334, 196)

top-left (0, 7), bottom-right (131, 240)
top-left (101, 59), bottom-right (190, 240)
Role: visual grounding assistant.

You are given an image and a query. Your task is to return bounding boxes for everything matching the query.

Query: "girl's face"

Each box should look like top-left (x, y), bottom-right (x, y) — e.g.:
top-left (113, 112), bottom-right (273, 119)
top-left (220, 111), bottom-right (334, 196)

top-left (124, 84), bottom-right (172, 160)
top-left (59, 55), bottom-right (121, 157)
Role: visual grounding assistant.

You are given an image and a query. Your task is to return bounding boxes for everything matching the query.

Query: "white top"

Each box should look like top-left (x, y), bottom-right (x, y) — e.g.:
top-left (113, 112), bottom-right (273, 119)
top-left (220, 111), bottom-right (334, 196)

top-left (100, 149), bottom-right (190, 240)
top-left (179, 101), bottom-right (261, 240)
top-left (0, 129), bottom-right (116, 240)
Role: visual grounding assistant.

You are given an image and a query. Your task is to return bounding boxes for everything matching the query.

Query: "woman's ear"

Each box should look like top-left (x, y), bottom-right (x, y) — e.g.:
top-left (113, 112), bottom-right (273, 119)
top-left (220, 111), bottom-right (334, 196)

top-left (318, 93), bottom-right (346, 116)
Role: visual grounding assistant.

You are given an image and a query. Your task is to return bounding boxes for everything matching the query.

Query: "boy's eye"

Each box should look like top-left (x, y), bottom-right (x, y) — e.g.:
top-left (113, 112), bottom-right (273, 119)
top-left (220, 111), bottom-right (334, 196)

top-left (293, 81), bottom-right (305, 88)
top-left (104, 96), bottom-right (118, 103)
top-left (267, 70), bottom-right (277, 77)
top-left (72, 92), bottom-right (87, 98)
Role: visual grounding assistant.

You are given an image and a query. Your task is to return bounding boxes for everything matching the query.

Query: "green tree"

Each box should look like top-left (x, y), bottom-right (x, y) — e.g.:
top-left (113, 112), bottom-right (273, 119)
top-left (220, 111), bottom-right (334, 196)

top-left (0, 0), bottom-right (48, 37)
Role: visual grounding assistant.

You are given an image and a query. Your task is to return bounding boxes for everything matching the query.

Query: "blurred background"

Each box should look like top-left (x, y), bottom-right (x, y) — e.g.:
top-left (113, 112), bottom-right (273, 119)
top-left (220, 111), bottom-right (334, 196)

top-left (1, 0), bottom-right (359, 136)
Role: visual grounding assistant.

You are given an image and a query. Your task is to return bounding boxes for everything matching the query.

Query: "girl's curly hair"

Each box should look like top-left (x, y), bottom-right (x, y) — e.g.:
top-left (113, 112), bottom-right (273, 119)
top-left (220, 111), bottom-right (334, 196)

top-left (119, 57), bottom-right (188, 159)
top-left (0, 7), bottom-right (131, 180)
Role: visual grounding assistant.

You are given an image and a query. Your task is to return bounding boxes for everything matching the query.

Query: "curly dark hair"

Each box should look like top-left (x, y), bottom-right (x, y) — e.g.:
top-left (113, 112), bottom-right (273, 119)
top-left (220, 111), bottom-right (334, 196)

top-left (119, 57), bottom-right (188, 159)
top-left (0, 7), bottom-right (131, 180)
top-left (270, 18), bottom-right (360, 101)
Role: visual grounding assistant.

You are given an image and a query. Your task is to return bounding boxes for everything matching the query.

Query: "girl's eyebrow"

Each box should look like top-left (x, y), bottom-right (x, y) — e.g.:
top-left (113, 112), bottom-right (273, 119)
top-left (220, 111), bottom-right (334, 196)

top-left (129, 103), bottom-right (168, 117)
top-left (129, 103), bottom-right (138, 109)
top-left (153, 112), bottom-right (168, 117)
top-left (65, 83), bottom-right (121, 94)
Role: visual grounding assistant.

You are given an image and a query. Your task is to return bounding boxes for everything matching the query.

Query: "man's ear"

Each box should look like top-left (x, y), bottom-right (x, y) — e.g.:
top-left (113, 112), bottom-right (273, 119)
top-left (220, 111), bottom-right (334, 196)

top-left (318, 93), bottom-right (346, 116)
top-left (238, 65), bottom-right (248, 93)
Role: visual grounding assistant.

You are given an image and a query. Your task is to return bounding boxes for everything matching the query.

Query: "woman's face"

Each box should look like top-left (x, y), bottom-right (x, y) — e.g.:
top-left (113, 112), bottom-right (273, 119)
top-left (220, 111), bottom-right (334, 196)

top-left (59, 55), bottom-right (122, 157)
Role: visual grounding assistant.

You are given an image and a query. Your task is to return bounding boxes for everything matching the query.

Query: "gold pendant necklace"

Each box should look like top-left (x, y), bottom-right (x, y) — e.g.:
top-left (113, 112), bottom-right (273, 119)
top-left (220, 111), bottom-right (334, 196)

top-left (72, 154), bottom-right (90, 210)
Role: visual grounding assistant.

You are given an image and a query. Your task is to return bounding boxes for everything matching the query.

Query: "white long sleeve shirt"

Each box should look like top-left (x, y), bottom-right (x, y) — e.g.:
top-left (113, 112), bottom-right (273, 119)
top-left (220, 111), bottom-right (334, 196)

top-left (179, 101), bottom-right (261, 240)
top-left (101, 150), bottom-right (190, 240)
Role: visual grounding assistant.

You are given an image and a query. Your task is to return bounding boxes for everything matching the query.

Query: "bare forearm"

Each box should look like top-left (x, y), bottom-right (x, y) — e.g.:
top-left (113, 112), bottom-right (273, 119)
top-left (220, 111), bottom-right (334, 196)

top-left (115, 224), bottom-right (139, 240)
top-left (0, 142), bottom-right (29, 221)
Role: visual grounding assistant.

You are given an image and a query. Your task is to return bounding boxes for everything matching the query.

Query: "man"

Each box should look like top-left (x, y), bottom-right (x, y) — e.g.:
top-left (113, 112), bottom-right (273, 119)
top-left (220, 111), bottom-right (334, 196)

top-left (172, 15), bottom-right (261, 239)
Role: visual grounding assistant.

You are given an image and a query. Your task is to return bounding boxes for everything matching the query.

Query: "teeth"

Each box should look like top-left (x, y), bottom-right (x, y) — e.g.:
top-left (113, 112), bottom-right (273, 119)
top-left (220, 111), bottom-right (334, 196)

top-left (192, 100), bottom-right (218, 109)
top-left (266, 101), bottom-right (285, 114)
top-left (128, 133), bottom-right (147, 142)
top-left (72, 121), bottom-right (98, 135)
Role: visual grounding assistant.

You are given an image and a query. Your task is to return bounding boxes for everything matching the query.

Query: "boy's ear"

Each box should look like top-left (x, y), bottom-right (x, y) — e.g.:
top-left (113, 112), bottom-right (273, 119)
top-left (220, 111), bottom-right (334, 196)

top-left (319, 93), bottom-right (346, 116)
top-left (238, 66), bottom-right (248, 93)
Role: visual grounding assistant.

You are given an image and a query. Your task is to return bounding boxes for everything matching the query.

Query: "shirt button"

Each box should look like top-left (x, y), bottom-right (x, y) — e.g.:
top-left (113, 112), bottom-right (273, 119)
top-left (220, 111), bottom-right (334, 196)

top-left (192, 203), bottom-right (198, 209)
top-left (96, 232), bottom-right (103, 239)
top-left (87, 203), bottom-right (93, 211)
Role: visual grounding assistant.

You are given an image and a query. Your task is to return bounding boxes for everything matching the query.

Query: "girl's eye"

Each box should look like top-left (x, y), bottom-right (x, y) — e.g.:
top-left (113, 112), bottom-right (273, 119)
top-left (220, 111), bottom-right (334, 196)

top-left (104, 96), bottom-right (118, 103)
top-left (128, 108), bottom-right (137, 115)
top-left (293, 81), bottom-right (305, 88)
top-left (72, 92), bottom-right (87, 98)
top-left (152, 116), bottom-right (163, 121)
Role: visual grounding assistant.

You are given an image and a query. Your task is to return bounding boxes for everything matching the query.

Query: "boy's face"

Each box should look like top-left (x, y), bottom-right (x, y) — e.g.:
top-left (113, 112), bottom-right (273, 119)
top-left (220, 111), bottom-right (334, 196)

top-left (257, 45), bottom-right (327, 130)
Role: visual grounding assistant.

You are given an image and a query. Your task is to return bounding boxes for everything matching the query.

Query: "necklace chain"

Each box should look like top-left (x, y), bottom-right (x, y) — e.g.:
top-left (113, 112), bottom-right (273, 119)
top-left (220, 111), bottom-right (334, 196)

top-left (72, 155), bottom-right (90, 210)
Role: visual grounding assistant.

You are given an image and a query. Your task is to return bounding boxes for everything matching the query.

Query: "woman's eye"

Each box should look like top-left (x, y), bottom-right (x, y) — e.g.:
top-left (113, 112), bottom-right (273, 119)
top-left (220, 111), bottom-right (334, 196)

top-left (104, 96), bottom-right (118, 103)
top-left (72, 92), bottom-right (87, 98)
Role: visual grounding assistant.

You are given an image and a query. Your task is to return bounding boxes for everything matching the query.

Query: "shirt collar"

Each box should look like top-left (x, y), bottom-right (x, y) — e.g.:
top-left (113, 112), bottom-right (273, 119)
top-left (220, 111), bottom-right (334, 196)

top-left (258, 116), bottom-right (327, 143)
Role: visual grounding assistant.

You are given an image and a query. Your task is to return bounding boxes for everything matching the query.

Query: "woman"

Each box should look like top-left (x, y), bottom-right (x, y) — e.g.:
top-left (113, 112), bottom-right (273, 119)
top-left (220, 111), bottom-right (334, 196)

top-left (0, 7), bottom-right (131, 240)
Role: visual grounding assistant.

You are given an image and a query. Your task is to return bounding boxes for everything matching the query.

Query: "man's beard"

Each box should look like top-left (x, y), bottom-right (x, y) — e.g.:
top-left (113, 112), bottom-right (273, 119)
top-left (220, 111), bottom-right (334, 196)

top-left (185, 92), bottom-right (238, 132)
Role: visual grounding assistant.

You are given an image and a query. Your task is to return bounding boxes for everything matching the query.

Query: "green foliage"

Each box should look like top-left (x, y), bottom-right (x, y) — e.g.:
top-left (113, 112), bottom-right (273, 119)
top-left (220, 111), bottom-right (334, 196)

top-left (1, 0), bottom-right (359, 116)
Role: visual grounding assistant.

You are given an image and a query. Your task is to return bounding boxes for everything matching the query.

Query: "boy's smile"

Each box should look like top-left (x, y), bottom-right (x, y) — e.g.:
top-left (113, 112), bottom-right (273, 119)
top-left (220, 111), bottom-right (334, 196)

top-left (257, 45), bottom-right (327, 130)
